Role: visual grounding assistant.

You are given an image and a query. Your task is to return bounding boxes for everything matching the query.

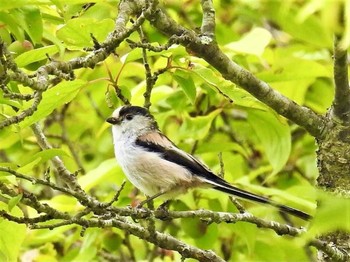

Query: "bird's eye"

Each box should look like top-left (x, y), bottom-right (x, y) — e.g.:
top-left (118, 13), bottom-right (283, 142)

top-left (125, 114), bottom-right (133, 121)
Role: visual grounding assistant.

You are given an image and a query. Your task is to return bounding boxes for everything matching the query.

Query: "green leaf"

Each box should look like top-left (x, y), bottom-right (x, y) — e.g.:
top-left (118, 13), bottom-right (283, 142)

top-left (17, 148), bottom-right (69, 173)
top-left (0, 0), bottom-right (38, 10)
top-left (306, 191), bottom-right (350, 238)
top-left (181, 217), bottom-right (218, 247)
top-left (102, 232), bottom-right (122, 252)
top-left (25, 224), bottom-right (76, 246)
top-left (20, 148), bottom-right (69, 166)
top-left (196, 141), bottom-right (249, 159)
top-left (179, 109), bottom-right (221, 140)
top-left (267, 1), bottom-right (332, 48)
top-left (0, 11), bottom-right (24, 41)
top-left (15, 45), bottom-right (58, 67)
top-left (247, 109), bottom-right (291, 174)
top-left (0, 203), bottom-right (26, 262)
top-left (305, 79), bottom-right (333, 113)
top-left (120, 45), bottom-right (185, 64)
top-left (43, 195), bottom-right (78, 212)
top-left (56, 18), bottom-right (115, 49)
top-left (78, 158), bottom-right (121, 192)
top-left (8, 194), bottom-right (23, 211)
top-left (225, 27), bottom-right (272, 56)
top-left (173, 69), bottom-right (196, 104)
top-left (12, 6), bottom-right (43, 44)
top-left (193, 65), bottom-right (267, 109)
top-left (256, 59), bottom-right (331, 82)
top-left (19, 79), bottom-right (86, 128)
top-left (72, 228), bottom-right (99, 262)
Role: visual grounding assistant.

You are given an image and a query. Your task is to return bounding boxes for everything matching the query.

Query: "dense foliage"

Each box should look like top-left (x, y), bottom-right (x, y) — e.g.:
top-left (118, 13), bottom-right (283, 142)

top-left (0, 0), bottom-right (349, 261)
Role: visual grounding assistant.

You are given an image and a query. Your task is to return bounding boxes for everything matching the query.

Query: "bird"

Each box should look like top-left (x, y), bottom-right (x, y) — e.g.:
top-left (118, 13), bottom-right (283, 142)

top-left (106, 105), bottom-right (311, 220)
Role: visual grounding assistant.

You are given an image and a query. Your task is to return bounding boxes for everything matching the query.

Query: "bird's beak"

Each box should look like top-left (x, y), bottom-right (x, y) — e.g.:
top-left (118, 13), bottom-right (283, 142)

top-left (106, 117), bottom-right (121, 125)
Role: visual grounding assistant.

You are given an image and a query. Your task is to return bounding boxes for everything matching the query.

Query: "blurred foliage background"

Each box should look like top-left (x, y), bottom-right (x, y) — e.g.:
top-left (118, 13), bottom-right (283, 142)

top-left (0, 0), bottom-right (348, 261)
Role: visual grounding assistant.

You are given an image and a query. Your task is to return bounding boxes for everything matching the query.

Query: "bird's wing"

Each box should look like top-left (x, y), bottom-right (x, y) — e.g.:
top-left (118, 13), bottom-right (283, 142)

top-left (136, 131), bottom-right (232, 186)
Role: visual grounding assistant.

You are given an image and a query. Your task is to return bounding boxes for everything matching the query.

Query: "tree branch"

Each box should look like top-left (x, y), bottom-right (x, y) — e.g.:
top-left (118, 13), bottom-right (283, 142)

top-left (143, 2), bottom-right (327, 138)
top-left (200, 0), bottom-right (216, 41)
top-left (331, 36), bottom-right (350, 123)
top-left (309, 239), bottom-right (348, 262)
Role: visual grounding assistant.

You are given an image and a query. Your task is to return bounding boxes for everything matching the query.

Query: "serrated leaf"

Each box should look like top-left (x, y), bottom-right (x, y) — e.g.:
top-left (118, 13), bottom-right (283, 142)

top-left (19, 79), bottom-right (86, 128)
top-left (247, 109), bottom-right (291, 174)
top-left (15, 45), bottom-right (58, 67)
top-left (173, 69), bottom-right (196, 104)
top-left (56, 18), bottom-right (115, 49)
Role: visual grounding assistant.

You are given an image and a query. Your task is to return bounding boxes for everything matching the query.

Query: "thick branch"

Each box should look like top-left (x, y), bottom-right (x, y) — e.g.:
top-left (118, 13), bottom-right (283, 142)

top-left (331, 36), bottom-right (350, 123)
top-left (145, 4), bottom-right (327, 138)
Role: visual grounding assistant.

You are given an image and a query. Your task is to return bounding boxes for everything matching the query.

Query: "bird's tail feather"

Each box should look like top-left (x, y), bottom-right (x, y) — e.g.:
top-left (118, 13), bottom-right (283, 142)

top-left (206, 178), bottom-right (311, 220)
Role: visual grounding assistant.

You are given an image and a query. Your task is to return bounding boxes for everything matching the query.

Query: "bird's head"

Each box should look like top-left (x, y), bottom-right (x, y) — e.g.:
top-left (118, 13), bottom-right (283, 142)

top-left (106, 105), bottom-right (158, 138)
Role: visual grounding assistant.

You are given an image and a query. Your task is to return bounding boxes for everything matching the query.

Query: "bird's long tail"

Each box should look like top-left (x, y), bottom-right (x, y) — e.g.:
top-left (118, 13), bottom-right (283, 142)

top-left (207, 178), bottom-right (311, 220)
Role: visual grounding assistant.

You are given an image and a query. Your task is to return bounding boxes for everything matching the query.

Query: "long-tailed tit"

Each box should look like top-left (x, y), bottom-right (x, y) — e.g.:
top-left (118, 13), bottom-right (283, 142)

top-left (106, 105), bottom-right (311, 220)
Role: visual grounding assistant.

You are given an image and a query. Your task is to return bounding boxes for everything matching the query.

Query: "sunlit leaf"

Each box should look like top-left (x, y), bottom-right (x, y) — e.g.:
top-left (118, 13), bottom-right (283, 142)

top-left (78, 158), bottom-right (121, 192)
top-left (19, 79), bottom-right (86, 128)
top-left (0, 203), bottom-right (26, 262)
top-left (179, 109), bottom-right (221, 140)
top-left (193, 64), bottom-right (267, 109)
top-left (17, 148), bottom-right (69, 173)
top-left (225, 27), bottom-right (272, 56)
top-left (8, 194), bottom-right (23, 211)
top-left (247, 109), bottom-right (291, 174)
top-left (42, 195), bottom-right (79, 212)
top-left (15, 45), bottom-right (58, 67)
top-left (57, 18), bottom-right (115, 49)
top-left (12, 6), bottom-right (43, 44)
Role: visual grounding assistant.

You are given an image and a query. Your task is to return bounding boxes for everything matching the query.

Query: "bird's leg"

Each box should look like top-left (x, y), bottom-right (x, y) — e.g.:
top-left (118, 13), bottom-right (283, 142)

top-left (136, 190), bottom-right (166, 208)
top-left (158, 200), bottom-right (171, 210)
